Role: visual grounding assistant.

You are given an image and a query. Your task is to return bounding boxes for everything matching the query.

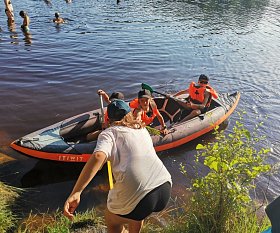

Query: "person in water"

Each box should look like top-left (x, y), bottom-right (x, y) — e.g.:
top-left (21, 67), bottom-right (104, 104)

top-left (130, 89), bottom-right (168, 135)
top-left (64, 99), bottom-right (172, 233)
top-left (86, 90), bottom-right (125, 141)
top-left (19, 10), bottom-right (30, 32)
top-left (4, 0), bottom-right (14, 23)
top-left (171, 74), bottom-right (218, 121)
top-left (53, 12), bottom-right (65, 24)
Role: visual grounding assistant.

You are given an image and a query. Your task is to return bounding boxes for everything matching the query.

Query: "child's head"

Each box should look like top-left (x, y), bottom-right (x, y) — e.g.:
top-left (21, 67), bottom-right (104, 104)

top-left (55, 12), bottom-right (60, 18)
top-left (19, 11), bottom-right (26, 17)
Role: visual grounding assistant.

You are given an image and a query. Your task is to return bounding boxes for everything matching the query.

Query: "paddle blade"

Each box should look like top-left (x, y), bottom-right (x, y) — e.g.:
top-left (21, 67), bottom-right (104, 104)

top-left (141, 83), bottom-right (154, 93)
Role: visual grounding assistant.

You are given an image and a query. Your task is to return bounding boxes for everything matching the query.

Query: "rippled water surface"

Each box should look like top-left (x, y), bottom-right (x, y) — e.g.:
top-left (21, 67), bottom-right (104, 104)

top-left (1, 0), bottom-right (280, 214)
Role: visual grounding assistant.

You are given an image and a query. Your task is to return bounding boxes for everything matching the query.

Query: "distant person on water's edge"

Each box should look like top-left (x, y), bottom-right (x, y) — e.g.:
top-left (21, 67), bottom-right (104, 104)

top-left (53, 12), bottom-right (65, 24)
top-left (64, 99), bottom-right (172, 233)
top-left (170, 74), bottom-right (218, 121)
top-left (19, 10), bottom-right (30, 32)
top-left (4, 0), bottom-right (14, 23)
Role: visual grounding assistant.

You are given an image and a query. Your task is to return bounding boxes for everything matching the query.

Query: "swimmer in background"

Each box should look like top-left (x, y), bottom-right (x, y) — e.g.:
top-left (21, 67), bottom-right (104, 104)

top-left (44, 0), bottom-right (52, 5)
top-left (4, 0), bottom-right (15, 23)
top-left (53, 12), bottom-right (65, 24)
top-left (19, 11), bottom-right (30, 32)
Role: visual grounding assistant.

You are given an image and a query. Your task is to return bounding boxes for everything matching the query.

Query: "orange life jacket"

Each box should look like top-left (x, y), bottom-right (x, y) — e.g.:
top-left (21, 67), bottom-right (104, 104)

top-left (129, 98), bottom-right (159, 125)
top-left (188, 82), bottom-right (218, 107)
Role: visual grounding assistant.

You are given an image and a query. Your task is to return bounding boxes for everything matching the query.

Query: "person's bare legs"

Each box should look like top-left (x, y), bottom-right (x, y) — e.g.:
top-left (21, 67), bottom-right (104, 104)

top-left (86, 130), bottom-right (101, 141)
top-left (182, 109), bottom-right (201, 121)
top-left (128, 219), bottom-right (143, 233)
top-left (105, 208), bottom-right (144, 233)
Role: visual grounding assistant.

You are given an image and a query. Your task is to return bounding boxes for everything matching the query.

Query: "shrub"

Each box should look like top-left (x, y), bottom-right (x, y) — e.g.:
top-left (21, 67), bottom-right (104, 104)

top-left (180, 114), bottom-right (271, 233)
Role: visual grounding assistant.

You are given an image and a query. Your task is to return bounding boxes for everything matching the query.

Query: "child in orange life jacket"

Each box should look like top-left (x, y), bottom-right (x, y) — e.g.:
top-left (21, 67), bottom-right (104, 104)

top-left (171, 74), bottom-right (218, 121)
top-left (130, 89), bottom-right (168, 135)
top-left (86, 90), bottom-right (125, 141)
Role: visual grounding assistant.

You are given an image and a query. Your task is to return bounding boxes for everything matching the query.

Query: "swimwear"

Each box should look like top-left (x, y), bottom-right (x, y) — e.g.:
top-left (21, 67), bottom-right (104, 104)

top-left (118, 182), bottom-right (171, 221)
top-left (21, 25), bottom-right (30, 32)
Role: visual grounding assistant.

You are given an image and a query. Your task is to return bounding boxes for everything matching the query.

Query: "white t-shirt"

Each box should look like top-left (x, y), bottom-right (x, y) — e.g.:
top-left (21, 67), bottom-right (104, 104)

top-left (94, 126), bottom-right (172, 215)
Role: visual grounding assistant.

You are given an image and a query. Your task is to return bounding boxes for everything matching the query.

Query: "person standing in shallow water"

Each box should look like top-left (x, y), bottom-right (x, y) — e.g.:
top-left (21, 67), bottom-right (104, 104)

top-left (4, 0), bottom-right (14, 23)
top-left (53, 12), bottom-right (65, 24)
top-left (64, 100), bottom-right (172, 233)
top-left (19, 10), bottom-right (30, 32)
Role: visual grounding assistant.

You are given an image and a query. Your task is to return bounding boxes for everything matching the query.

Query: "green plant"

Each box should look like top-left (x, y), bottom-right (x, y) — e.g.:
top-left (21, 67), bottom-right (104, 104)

top-left (180, 114), bottom-right (271, 233)
top-left (146, 126), bottom-right (161, 136)
top-left (0, 181), bottom-right (20, 233)
top-left (17, 209), bottom-right (105, 233)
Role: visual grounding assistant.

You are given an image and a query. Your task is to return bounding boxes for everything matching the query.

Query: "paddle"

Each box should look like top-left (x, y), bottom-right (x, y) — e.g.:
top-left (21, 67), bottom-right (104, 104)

top-left (141, 83), bottom-right (187, 105)
top-left (98, 94), bottom-right (114, 190)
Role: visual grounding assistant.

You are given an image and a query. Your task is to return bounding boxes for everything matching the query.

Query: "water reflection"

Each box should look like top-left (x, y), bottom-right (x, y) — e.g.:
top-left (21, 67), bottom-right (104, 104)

top-left (22, 31), bottom-right (32, 45)
top-left (20, 159), bottom-right (109, 188)
top-left (7, 20), bottom-right (15, 32)
top-left (155, 0), bottom-right (270, 30)
top-left (7, 21), bottom-right (17, 41)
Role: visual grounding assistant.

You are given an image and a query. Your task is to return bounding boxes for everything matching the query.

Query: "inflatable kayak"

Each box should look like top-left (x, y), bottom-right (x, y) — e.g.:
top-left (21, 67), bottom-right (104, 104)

top-left (10, 91), bottom-right (240, 162)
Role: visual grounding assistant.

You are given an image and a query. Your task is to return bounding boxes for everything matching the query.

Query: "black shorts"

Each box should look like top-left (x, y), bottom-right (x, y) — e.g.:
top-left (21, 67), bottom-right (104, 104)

top-left (118, 181), bottom-right (171, 221)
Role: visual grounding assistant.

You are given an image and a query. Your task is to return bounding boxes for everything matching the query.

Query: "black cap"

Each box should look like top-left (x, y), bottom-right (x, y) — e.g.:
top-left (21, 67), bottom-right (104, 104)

top-left (199, 74), bottom-right (209, 81)
top-left (109, 92), bottom-right (124, 101)
top-left (138, 89), bottom-right (152, 99)
top-left (107, 100), bottom-right (131, 121)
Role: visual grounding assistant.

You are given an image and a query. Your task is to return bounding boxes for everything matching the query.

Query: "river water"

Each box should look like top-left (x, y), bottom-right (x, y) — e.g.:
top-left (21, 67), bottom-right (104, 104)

top-left (0, 0), bottom-right (279, 215)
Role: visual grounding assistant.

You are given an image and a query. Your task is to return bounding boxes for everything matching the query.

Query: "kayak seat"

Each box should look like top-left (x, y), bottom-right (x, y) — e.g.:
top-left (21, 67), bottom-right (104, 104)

top-left (153, 97), bottom-right (184, 126)
top-left (60, 112), bottom-right (102, 142)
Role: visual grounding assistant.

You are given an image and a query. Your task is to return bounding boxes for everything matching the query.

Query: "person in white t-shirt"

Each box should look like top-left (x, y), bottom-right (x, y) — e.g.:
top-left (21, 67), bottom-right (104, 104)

top-left (63, 99), bottom-right (172, 233)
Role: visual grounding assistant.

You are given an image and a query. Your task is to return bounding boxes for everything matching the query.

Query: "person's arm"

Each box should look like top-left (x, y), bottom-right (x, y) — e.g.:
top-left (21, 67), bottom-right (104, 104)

top-left (156, 112), bottom-right (168, 135)
top-left (63, 151), bottom-right (107, 220)
top-left (97, 90), bottom-right (110, 104)
top-left (23, 15), bottom-right (30, 26)
top-left (173, 89), bottom-right (189, 97)
top-left (150, 100), bottom-right (168, 135)
top-left (4, 0), bottom-right (9, 8)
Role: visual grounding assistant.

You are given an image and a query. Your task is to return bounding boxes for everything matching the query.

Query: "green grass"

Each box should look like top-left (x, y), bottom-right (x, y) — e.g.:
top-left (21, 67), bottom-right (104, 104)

top-left (141, 199), bottom-right (271, 233)
top-left (17, 209), bottom-right (106, 233)
top-left (0, 181), bottom-right (20, 233)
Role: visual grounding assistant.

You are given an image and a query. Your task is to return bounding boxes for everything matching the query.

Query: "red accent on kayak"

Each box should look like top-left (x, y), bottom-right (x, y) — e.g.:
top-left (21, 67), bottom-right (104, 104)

top-left (10, 142), bottom-right (91, 162)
